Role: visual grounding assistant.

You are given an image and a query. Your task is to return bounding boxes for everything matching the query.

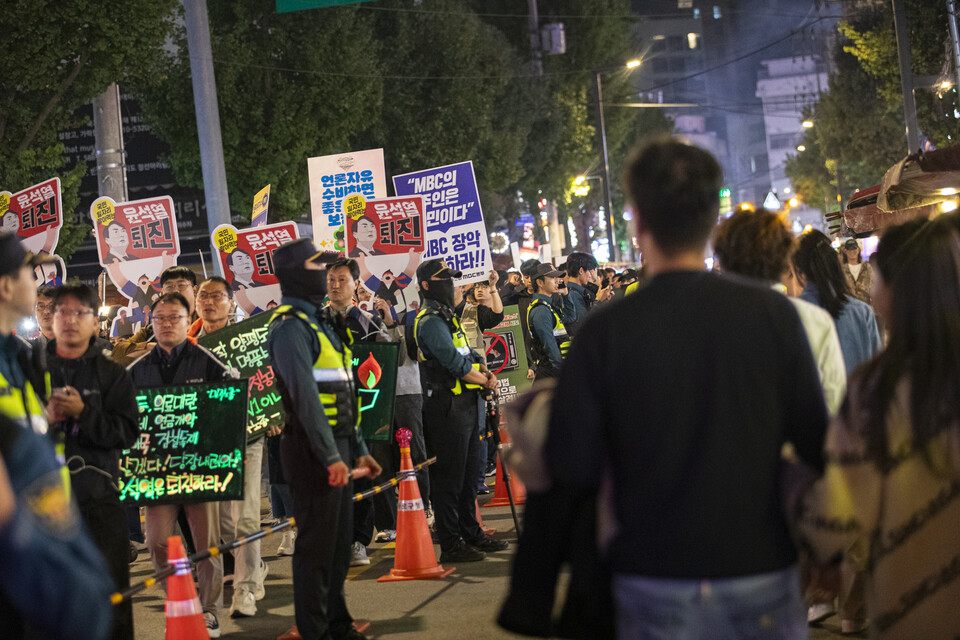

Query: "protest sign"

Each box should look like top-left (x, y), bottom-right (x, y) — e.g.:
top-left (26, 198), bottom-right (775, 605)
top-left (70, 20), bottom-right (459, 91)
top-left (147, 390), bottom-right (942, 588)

top-left (33, 255), bottom-right (67, 288)
top-left (0, 177), bottom-right (63, 256)
top-left (212, 221), bottom-right (299, 317)
top-left (118, 380), bottom-right (248, 506)
top-left (393, 161), bottom-right (492, 285)
top-left (199, 313), bottom-right (283, 442)
top-left (351, 342), bottom-right (399, 441)
top-left (483, 305), bottom-right (532, 407)
top-left (90, 195), bottom-right (180, 334)
top-left (344, 194), bottom-right (426, 320)
top-left (251, 184), bottom-right (270, 228)
top-left (307, 148), bottom-right (386, 253)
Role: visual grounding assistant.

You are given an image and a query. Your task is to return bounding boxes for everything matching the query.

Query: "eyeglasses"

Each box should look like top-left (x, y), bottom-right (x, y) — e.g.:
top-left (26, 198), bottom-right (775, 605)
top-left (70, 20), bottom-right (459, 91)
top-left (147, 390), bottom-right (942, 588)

top-left (153, 314), bottom-right (188, 325)
top-left (36, 303), bottom-right (54, 314)
top-left (55, 308), bottom-right (96, 319)
top-left (162, 282), bottom-right (194, 293)
top-left (197, 291), bottom-right (228, 301)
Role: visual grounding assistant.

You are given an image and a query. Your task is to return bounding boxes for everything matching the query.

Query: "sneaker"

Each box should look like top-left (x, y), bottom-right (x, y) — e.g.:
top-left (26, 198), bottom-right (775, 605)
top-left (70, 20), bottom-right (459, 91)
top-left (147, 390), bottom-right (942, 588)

top-left (485, 462), bottom-right (497, 477)
top-left (128, 542), bottom-right (139, 563)
top-left (204, 612), bottom-right (222, 638)
top-left (807, 603), bottom-right (835, 624)
top-left (424, 508), bottom-right (435, 529)
top-left (230, 586), bottom-right (257, 618)
top-left (254, 560), bottom-right (269, 601)
top-left (374, 529), bottom-right (396, 543)
top-left (476, 484), bottom-right (491, 495)
top-left (468, 535), bottom-right (509, 552)
top-left (350, 541), bottom-right (370, 566)
top-left (439, 539), bottom-right (486, 563)
top-left (277, 529), bottom-right (296, 557)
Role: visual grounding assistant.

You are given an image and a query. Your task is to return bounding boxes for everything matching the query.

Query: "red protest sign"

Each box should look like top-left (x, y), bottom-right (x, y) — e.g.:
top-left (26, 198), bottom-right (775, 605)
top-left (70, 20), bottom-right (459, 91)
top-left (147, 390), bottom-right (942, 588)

top-left (212, 221), bottom-right (300, 316)
top-left (345, 195), bottom-right (425, 258)
top-left (0, 177), bottom-right (62, 255)
top-left (91, 195), bottom-right (181, 264)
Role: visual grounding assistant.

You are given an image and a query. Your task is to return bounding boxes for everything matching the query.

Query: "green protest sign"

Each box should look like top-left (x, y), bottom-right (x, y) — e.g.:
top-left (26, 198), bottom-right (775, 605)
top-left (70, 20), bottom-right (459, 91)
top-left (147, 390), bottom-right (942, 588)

top-left (199, 313), bottom-right (282, 442)
top-left (118, 381), bottom-right (248, 506)
top-left (351, 342), bottom-right (399, 441)
top-left (483, 305), bottom-right (532, 407)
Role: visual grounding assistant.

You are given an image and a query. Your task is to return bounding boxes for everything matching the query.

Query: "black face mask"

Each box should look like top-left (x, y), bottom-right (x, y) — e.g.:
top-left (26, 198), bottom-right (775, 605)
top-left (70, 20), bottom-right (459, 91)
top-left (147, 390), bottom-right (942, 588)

top-left (277, 267), bottom-right (328, 310)
top-left (423, 278), bottom-right (455, 309)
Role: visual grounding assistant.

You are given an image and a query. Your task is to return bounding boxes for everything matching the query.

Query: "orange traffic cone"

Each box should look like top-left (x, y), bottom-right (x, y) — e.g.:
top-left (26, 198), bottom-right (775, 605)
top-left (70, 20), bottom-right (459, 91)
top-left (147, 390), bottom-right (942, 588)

top-left (164, 536), bottom-right (208, 640)
top-left (379, 428), bottom-right (455, 582)
top-left (476, 499), bottom-right (496, 535)
top-left (484, 427), bottom-right (526, 507)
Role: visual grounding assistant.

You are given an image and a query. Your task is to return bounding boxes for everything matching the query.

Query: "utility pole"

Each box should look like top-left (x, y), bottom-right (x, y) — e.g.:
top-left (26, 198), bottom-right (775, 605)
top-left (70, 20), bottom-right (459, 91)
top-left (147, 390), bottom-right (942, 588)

top-left (526, 0), bottom-right (543, 77)
top-left (183, 0), bottom-right (231, 275)
top-left (92, 83), bottom-right (128, 202)
top-left (596, 73), bottom-right (617, 262)
top-left (947, 0), bottom-right (960, 92)
top-left (892, 0), bottom-right (922, 153)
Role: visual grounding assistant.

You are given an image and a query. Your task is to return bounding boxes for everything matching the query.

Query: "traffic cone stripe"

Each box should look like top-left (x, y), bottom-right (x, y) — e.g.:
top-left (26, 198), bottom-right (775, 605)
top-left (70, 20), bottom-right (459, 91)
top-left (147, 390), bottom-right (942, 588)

top-left (165, 598), bottom-right (203, 617)
top-left (398, 498), bottom-right (423, 511)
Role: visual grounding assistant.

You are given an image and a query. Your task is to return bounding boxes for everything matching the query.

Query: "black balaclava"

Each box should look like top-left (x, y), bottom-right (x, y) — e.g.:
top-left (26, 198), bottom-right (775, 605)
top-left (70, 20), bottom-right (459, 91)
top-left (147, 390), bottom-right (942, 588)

top-left (276, 266), bottom-right (328, 310)
top-left (422, 278), bottom-right (455, 309)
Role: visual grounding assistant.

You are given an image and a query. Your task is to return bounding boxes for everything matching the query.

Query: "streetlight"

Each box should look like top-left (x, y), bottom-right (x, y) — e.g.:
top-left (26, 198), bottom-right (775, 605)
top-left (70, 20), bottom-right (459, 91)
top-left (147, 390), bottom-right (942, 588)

top-left (802, 119), bottom-right (814, 128)
top-left (596, 58), bottom-right (641, 262)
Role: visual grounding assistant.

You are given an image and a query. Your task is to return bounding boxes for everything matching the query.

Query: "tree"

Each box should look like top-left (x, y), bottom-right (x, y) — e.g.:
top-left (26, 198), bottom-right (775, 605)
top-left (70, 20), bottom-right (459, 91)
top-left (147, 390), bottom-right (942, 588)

top-left (0, 0), bottom-right (178, 258)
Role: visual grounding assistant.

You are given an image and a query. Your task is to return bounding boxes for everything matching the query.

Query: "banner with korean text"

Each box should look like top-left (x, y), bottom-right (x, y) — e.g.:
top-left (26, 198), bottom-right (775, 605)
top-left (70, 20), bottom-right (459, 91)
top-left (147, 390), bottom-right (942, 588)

top-left (0, 177), bottom-right (67, 286)
top-left (307, 148), bottom-right (386, 253)
top-left (483, 305), bottom-right (532, 408)
top-left (211, 221), bottom-right (299, 317)
top-left (118, 380), bottom-right (247, 506)
top-left (393, 161), bottom-right (492, 285)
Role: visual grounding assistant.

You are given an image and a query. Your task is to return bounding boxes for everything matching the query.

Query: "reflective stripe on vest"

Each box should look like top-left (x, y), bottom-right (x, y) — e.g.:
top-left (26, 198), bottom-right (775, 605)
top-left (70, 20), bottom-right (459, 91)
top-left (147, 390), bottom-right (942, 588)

top-left (272, 306), bottom-right (359, 431)
top-left (0, 372), bottom-right (49, 435)
top-left (526, 298), bottom-right (572, 361)
top-left (413, 307), bottom-right (483, 395)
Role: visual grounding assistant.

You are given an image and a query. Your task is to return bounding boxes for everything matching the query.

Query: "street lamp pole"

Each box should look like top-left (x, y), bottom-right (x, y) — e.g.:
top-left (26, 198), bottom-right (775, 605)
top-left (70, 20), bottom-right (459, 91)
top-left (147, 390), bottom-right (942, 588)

top-left (595, 71), bottom-right (617, 262)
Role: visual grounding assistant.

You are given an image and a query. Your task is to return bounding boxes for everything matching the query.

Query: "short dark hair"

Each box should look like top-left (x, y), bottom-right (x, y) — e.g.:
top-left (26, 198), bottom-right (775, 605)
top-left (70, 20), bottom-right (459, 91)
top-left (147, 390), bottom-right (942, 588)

top-left (102, 220), bottom-right (126, 241)
top-left (623, 136), bottom-right (722, 254)
top-left (199, 276), bottom-right (233, 299)
top-left (227, 249), bottom-right (250, 265)
top-left (351, 215), bottom-right (375, 234)
top-left (565, 252), bottom-right (599, 277)
top-left (52, 283), bottom-right (99, 311)
top-left (713, 209), bottom-right (794, 282)
top-left (160, 266), bottom-right (197, 287)
top-left (328, 257), bottom-right (360, 281)
top-left (153, 292), bottom-right (191, 315)
top-left (37, 284), bottom-right (56, 300)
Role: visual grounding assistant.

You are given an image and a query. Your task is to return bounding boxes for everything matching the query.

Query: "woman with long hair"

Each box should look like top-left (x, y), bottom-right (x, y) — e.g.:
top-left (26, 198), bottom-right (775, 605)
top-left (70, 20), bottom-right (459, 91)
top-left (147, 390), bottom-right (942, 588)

top-left (798, 218), bottom-right (960, 638)
top-left (840, 238), bottom-right (873, 305)
top-left (792, 230), bottom-right (881, 374)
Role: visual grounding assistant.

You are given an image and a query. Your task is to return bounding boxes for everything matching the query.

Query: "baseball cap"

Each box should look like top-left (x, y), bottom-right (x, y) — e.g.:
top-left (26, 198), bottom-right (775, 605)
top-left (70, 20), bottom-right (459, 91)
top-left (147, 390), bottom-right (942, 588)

top-left (416, 258), bottom-right (462, 282)
top-left (0, 233), bottom-right (57, 277)
top-left (843, 238), bottom-right (860, 250)
top-left (272, 238), bottom-right (337, 272)
top-left (530, 263), bottom-right (565, 279)
top-left (519, 259), bottom-right (541, 277)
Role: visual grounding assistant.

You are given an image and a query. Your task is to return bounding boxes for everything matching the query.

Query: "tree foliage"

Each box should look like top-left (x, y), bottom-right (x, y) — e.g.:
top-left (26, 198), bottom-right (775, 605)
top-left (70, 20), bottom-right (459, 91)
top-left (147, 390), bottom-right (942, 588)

top-left (0, 0), bottom-right (178, 258)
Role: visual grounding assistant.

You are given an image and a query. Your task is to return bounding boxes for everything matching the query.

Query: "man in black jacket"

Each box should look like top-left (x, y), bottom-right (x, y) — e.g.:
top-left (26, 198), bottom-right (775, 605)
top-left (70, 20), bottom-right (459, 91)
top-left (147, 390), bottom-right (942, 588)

top-left (46, 283), bottom-right (139, 640)
top-left (128, 292), bottom-right (234, 638)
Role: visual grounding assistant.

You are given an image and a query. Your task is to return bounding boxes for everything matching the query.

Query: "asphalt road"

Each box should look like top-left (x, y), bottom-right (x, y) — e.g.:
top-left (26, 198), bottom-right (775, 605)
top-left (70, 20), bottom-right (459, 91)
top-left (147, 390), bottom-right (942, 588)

top-left (128, 491), bottom-right (861, 639)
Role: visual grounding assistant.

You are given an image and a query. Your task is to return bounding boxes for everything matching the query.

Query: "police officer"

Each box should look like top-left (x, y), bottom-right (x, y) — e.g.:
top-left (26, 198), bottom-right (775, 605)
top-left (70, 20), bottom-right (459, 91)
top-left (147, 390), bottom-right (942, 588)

top-left (267, 239), bottom-right (381, 640)
top-left (526, 263), bottom-right (571, 380)
top-left (414, 259), bottom-right (506, 563)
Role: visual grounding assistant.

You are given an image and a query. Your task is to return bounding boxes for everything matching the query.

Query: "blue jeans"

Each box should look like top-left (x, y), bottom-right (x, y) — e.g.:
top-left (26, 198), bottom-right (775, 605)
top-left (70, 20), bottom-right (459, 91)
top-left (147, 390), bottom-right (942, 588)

top-left (613, 566), bottom-right (806, 640)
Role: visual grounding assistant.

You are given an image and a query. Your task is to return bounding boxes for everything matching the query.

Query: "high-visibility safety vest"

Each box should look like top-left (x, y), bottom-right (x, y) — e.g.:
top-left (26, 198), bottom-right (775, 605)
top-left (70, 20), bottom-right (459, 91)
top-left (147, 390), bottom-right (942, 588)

top-left (414, 306), bottom-right (484, 395)
top-left (271, 306), bottom-right (359, 433)
top-left (526, 298), bottom-right (572, 365)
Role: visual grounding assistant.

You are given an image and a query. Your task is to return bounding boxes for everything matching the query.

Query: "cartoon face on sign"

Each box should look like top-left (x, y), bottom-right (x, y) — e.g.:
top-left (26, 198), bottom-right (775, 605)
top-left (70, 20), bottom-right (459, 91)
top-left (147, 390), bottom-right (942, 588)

top-left (212, 221), bottom-right (300, 317)
top-left (90, 195), bottom-right (180, 333)
top-left (0, 177), bottom-right (63, 256)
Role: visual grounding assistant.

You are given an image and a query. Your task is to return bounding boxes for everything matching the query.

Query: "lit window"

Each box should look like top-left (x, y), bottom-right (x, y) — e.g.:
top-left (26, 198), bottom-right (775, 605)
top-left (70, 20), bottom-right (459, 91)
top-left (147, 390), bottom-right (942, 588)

top-left (713, 5), bottom-right (722, 19)
top-left (693, 8), bottom-right (701, 18)
top-left (687, 33), bottom-right (699, 49)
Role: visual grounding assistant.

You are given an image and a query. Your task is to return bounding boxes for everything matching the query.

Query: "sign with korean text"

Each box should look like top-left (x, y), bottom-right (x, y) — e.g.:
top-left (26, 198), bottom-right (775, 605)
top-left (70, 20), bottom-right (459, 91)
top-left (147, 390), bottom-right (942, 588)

top-left (251, 184), bottom-right (270, 228)
top-left (483, 305), bottom-right (532, 407)
top-left (90, 195), bottom-right (181, 334)
top-left (198, 313), bottom-right (283, 443)
top-left (393, 161), bottom-right (492, 285)
top-left (0, 177), bottom-right (63, 259)
top-left (212, 221), bottom-right (299, 317)
top-left (345, 195), bottom-right (426, 257)
top-left (351, 342), bottom-right (399, 441)
top-left (307, 148), bottom-right (386, 253)
top-left (118, 381), bottom-right (248, 506)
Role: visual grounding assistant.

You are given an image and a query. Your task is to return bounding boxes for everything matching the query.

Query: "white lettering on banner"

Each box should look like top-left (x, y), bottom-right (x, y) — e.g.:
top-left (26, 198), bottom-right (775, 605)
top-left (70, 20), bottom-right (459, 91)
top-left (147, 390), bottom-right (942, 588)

top-left (398, 498), bottom-right (424, 512)
top-left (412, 171), bottom-right (456, 192)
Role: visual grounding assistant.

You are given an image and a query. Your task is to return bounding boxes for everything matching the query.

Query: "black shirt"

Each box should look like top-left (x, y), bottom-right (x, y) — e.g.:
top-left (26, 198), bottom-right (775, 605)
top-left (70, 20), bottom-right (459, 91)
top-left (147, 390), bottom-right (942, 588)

top-left (545, 270), bottom-right (828, 578)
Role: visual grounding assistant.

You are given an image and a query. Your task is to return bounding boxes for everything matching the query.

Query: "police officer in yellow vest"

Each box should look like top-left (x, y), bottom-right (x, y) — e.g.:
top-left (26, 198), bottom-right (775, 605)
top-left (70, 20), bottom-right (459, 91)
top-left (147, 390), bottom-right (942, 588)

top-left (0, 234), bottom-right (55, 436)
top-left (414, 258), bottom-right (507, 563)
top-left (267, 239), bottom-right (382, 640)
top-left (526, 263), bottom-right (572, 380)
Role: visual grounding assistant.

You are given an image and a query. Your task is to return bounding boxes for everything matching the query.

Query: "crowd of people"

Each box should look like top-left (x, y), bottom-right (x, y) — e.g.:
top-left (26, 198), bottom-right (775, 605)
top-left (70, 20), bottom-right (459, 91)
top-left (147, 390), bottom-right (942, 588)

top-left (1, 135), bottom-right (959, 640)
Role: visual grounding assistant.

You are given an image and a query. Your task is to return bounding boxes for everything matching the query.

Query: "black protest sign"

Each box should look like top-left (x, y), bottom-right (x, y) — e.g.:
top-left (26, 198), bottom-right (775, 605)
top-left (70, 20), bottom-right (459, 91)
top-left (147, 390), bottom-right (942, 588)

top-left (351, 342), bottom-right (399, 441)
top-left (118, 380), bottom-right (247, 506)
top-left (198, 313), bottom-right (282, 442)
